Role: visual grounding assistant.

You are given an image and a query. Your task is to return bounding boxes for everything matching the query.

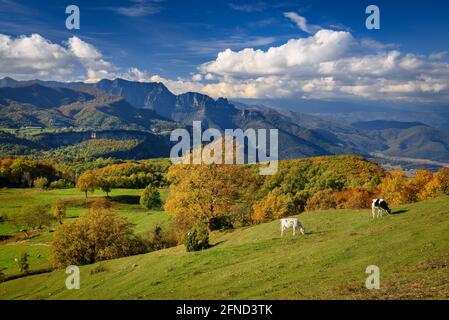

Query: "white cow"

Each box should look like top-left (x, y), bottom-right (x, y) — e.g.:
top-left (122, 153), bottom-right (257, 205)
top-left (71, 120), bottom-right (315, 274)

top-left (280, 218), bottom-right (305, 236)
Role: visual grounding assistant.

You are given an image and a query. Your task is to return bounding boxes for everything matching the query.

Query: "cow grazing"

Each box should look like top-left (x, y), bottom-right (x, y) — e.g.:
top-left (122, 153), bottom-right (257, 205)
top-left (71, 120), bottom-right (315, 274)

top-left (371, 199), bottom-right (392, 218)
top-left (280, 218), bottom-right (305, 236)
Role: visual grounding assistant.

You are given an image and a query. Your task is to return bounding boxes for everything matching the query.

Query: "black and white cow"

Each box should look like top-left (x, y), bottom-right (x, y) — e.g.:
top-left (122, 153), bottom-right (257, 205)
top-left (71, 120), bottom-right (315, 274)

top-left (371, 199), bottom-right (392, 218)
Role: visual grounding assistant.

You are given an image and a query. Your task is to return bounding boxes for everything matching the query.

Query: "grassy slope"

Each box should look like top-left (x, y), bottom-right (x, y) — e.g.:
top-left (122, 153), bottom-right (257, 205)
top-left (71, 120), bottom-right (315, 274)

top-left (1, 196), bottom-right (448, 300)
top-left (0, 188), bottom-right (169, 276)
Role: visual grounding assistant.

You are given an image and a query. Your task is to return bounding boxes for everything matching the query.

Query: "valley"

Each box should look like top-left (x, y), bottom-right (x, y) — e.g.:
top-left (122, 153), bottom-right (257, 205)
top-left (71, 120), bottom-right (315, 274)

top-left (1, 77), bottom-right (449, 170)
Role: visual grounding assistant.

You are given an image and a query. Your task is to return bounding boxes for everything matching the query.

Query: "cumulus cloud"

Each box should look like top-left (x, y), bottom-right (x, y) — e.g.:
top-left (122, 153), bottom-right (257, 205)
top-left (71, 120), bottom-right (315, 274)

top-left (0, 33), bottom-right (117, 82)
top-left (190, 29), bottom-right (449, 103)
top-left (1, 27), bottom-right (449, 104)
top-left (148, 74), bottom-right (205, 94)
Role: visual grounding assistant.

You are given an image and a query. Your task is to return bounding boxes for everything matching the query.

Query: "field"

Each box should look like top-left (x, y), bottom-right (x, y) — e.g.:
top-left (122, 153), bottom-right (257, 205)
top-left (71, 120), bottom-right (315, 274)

top-left (0, 188), bottom-right (448, 300)
top-left (0, 188), bottom-right (168, 276)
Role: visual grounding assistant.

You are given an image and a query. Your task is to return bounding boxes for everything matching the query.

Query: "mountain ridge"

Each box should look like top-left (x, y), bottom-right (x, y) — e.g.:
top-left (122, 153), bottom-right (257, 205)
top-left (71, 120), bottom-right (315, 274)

top-left (1, 77), bottom-right (448, 167)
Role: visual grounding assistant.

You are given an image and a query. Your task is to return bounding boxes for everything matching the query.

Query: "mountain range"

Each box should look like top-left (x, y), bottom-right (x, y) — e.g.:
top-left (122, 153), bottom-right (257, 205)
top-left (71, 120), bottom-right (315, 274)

top-left (1, 77), bottom-right (448, 168)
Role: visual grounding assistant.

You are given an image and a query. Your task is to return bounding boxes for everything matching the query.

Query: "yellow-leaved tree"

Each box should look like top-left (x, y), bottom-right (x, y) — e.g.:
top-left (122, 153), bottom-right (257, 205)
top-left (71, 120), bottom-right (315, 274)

top-left (252, 192), bottom-right (297, 223)
top-left (378, 169), bottom-right (409, 205)
top-left (76, 171), bottom-right (98, 198)
top-left (420, 168), bottom-right (449, 199)
top-left (408, 168), bottom-right (434, 201)
top-left (164, 163), bottom-right (260, 236)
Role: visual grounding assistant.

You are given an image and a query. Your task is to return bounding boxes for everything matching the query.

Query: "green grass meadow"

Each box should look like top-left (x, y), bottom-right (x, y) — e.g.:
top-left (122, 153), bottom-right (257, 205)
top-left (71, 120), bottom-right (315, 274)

top-left (0, 188), bottom-right (168, 277)
top-left (0, 188), bottom-right (448, 300)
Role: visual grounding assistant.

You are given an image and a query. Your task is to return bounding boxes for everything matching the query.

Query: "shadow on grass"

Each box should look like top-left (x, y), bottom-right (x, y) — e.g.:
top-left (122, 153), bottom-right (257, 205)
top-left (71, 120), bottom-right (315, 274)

top-left (0, 234), bottom-right (13, 241)
top-left (209, 240), bottom-right (227, 248)
top-left (392, 209), bottom-right (408, 215)
top-left (110, 195), bottom-right (140, 205)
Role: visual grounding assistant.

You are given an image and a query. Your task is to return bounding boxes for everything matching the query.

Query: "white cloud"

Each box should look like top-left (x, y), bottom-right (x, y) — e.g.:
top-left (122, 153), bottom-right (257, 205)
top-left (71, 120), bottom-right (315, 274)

top-left (1, 26), bottom-right (449, 105)
top-left (111, 0), bottom-right (162, 17)
top-left (429, 52), bottom-right (448, 60)
top-left (192, 73), bottom-right (203, 81)
top-left (199, 30), bottom-right (354, 77)
top-left (284, 12), bottom-right (321, 34)
top-left (0, 33), bottom-right (117, 82)
top-left (189, 29), bottom-right (449, 103)
top-left (147, 74), bottom-right (205, 94)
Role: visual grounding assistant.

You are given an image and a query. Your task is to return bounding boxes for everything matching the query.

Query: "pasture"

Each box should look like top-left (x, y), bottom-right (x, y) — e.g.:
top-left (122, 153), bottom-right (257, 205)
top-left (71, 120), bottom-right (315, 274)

top-left (0, 188), bottom-right (169, 276)
top-left (0, 194), bottom-right (448, 300)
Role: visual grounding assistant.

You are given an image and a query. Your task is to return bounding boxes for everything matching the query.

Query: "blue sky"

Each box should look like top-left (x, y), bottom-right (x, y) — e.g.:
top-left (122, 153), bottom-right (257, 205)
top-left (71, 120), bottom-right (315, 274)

top-left (1, 0), bottom-right (449, 104)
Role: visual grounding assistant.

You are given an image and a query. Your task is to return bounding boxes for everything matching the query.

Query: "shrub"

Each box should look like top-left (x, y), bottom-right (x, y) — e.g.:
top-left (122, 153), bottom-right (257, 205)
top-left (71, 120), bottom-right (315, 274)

top-left (91, 197), bottom-right (112, 209)
top-left (208, 216), bottom-right (233, 231)
top-left (52, 199), bottom-right (66, 224)
top-left (90, 263), bottom-right (107, 275)
top-left (51, 208), bottom-right (146, 268)
top-left (183, 222), bottom-right (209, 252)
top-left (145, 225), bottom-right (177, 251)
top-left (140, 185), bottom-right (161, 210)
top-left (16, 252), bottom-right (30, 275)
top-left (305, 189), bottom-right (337, 211)
top-left (33, 177), bottom-right (48, 190)
top-left (49, 179), bottom-right (72, 189)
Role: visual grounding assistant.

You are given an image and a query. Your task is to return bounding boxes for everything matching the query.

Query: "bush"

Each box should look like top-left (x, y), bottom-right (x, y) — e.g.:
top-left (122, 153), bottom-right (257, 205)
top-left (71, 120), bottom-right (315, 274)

top-left (305, 189), bottom-right (337, 211)
top-left (90, 263), bottom-right (107, 275)
top-left (145, 225), bottom-right (177, 251)
top-left (16, 252), bottom-right (30, 275)
top-left (91, 197), bottom-right (112, 209)
top-left (51, 208), bottom-right (146, 268)
top-left (140, 185), bottom-right (161, 210)
top-left (49, 179), bottom-right (72, 189)
top-left (183, 222), bottom-right (209, 252)
top-left (208, 216), bottom-right (233, 231)
top-left (33, 177), bottom-right (48, 190)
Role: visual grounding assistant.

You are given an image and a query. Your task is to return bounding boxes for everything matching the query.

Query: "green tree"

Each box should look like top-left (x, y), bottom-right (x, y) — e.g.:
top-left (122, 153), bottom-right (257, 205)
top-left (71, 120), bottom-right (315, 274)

top-left (98, 177), bottom-right (112, 197)
top-left (12, 205), bottom-right (52, 235)
top-left (140, 185), bottom-right (162, 210)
